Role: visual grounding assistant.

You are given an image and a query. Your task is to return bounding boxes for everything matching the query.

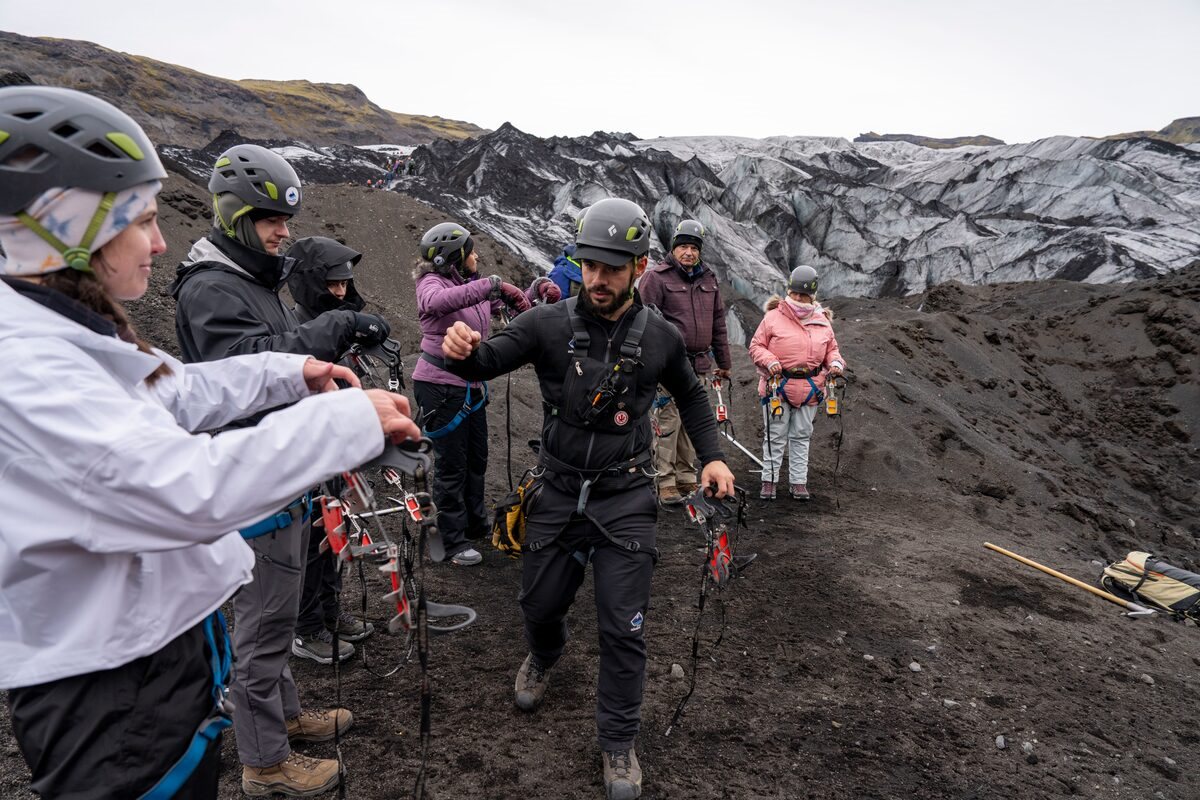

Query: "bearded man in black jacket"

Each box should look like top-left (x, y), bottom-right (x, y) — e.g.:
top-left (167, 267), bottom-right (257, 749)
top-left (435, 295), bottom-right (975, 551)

top-left (442, 198), bottom-right (734, 800)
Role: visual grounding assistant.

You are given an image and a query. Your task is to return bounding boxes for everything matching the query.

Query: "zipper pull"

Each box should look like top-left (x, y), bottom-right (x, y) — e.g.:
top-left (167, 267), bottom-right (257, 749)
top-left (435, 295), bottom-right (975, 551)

top-left (575, 361), bottom-right (583, 376)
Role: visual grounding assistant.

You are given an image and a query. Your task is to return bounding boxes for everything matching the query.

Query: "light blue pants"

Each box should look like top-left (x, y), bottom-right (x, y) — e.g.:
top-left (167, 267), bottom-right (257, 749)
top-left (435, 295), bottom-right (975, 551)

top-left (760, 403), bottom-right (818, 484)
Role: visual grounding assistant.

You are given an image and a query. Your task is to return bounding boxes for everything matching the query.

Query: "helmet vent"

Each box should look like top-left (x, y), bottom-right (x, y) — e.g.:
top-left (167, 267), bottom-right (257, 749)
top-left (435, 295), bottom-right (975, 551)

top-left (12, 110), bottom-right (42, 121)
top-left (52, 122), bottom-right (81, 139)
top-left (1, 143), bottom-right (47, 168)
top-left (85, 140), bottom-right (122, 159)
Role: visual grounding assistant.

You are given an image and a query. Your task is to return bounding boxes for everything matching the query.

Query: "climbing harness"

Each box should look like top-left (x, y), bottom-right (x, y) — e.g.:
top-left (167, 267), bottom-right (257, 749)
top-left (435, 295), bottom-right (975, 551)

top-left (138, 611), bottom-right (232, 799)
top-left (423, 381), bottom-right (487, 440)
top-left (664, 486), bottom-right (750, 737)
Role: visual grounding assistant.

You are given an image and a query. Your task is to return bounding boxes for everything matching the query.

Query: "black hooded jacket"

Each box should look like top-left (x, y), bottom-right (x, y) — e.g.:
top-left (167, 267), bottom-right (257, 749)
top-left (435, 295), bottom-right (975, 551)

top-left (444, 292), bottom-right (723, 481)
top-left (170, 230), bottom-right (359, 364)
top-left (286, 237), bottom-right (366, 323)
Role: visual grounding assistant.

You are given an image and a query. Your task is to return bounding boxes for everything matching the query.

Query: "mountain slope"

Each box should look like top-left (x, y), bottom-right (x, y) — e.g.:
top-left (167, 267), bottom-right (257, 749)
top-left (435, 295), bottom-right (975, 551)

top-left (0, 31), bottom-right (485, 147)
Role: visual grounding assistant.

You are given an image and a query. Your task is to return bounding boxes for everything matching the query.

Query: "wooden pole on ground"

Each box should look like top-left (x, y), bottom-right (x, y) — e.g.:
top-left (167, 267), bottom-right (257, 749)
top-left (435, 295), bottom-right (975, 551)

top-left (983, 542), bottom-right (1154, 616)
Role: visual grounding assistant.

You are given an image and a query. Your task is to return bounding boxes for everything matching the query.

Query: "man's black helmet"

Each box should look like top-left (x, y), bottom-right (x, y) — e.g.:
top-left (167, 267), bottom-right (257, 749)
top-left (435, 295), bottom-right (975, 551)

top-left (788, 265), bottom-right (819, 295)
top-left (0, 86), bottom-right (167, 215)
top-left (671, 219), bottom-right (705, 251)
top-left (208, 144), bottom-right (302, 215)
top-left (420, 222), bottom-right (473, 269)
top-left (574, 198), bottom-right (651, 267)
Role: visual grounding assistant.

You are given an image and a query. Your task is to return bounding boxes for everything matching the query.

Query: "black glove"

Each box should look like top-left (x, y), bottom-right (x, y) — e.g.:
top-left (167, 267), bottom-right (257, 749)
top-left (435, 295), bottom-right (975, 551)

top-left (352, 312), bottom-right (391, 344)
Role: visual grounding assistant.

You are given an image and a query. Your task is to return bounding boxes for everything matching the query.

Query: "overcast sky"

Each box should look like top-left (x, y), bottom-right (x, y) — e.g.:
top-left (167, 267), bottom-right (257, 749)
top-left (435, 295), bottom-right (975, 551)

top-left (6, 0), bottom-right (1197, 144)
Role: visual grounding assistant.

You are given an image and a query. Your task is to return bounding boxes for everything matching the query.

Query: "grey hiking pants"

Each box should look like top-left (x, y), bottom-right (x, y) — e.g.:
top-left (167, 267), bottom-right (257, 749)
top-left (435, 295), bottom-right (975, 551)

top-left (760, 402), bottom-right (818, 484)
top-left (230, 512), bottom-right (308, 768)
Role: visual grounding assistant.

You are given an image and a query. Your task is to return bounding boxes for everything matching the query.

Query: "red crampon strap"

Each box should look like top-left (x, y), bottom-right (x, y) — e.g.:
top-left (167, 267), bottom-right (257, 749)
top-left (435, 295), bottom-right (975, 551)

top-left (320, 497), bottom-right (350, 559)
top-left (708, 529), bottom-right (733, 586)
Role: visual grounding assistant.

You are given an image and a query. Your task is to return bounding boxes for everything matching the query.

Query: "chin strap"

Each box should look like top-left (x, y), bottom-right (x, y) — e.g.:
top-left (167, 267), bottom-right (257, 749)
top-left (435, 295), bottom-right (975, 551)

top-left (15, 191), bottom-right (117, 273)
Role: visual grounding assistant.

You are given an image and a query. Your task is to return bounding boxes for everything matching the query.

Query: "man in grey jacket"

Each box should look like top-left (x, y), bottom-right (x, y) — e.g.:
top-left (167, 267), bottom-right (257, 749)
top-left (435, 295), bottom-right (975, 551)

top-left (171, 145), bottom-right (390, 798)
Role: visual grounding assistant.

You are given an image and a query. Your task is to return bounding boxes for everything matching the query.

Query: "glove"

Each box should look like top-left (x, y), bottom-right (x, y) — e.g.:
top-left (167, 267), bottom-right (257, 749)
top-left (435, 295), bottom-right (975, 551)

top-left (486, 275), bottom-right (503, 299)
top-left (352, 312), bottom-right (391, 344)
top-left (713, 368), bottom-right (731, 378)
top-left (500, 282), bottom-right (532, 313)
top-left (531, 277), bottom-right (562, 304)
top-left (766, 361), bottom-right (782, 377)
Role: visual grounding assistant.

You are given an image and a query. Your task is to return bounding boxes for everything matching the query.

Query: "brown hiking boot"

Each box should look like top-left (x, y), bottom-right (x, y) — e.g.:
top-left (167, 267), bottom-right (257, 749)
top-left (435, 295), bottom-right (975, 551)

top-left (285, 708), bottom-right (354, 742)
top-left (602, 747), bottom-right (643, 800)
top-left (514, 653), bottom-right (551, 711)
top-left (675, 482), bottom-right (699, 501)
top-left (657, 484), bottom-right (683, 506)
top-left (242, 752), bottom-right (339, 797)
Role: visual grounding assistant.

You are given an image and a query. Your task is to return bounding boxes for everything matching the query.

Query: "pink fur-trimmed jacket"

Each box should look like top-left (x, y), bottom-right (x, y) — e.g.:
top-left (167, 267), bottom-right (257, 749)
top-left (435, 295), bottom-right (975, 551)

top-left (748, 298), bottom-right (845, 406)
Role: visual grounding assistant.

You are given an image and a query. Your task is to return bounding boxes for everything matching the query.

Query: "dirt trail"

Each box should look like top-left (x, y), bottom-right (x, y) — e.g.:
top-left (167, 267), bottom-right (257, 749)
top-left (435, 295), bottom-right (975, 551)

top-left (2, 177), bottom-right (1197, 799)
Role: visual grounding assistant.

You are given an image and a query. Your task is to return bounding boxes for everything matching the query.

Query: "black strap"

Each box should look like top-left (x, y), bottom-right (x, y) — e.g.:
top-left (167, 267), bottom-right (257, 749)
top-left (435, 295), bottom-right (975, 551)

top-left (420, 351), bottom-right (447, 370)
top-left (566, 296), bottom-right (590, 353)
top-left (565, 296), bottom-right (647, 359)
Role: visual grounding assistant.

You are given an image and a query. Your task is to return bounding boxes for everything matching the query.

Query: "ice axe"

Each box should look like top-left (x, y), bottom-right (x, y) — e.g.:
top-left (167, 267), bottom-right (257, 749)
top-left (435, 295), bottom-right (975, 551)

top-left (984, 542), bottom-right (1155, 617)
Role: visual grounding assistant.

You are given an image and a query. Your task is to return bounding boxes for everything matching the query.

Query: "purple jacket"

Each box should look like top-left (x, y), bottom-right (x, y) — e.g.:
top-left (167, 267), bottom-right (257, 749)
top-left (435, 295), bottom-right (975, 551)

top-left (637, 256), bottom-right (731, 374)
top-left (413, 270), bottom-right (504, 386)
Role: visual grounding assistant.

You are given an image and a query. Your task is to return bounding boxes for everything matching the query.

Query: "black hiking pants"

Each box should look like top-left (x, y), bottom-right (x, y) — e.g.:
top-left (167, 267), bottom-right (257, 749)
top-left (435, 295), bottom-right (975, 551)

top-left (296, 519), bottom-right (341, 637)
top-left (414, 380), bottom-right (490, 557)
top-left (8, 619), bottom-right (221, 800)
top-left (520, 478), bottom-right (658, 750)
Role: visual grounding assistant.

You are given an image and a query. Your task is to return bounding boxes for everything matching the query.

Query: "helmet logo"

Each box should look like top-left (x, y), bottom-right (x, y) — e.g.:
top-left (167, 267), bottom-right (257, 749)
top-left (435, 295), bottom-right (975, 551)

top-left (285, 186), bottom-right (300, 206)
top-left (607, 224), bottom-right (618, 237)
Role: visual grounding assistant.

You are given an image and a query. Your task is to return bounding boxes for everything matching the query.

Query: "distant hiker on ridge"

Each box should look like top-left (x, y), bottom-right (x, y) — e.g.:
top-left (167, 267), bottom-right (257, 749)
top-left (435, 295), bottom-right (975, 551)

top-left (636, 219), bottom-right (733, 506)
top-left (749, 265), bottom-right (846, 501)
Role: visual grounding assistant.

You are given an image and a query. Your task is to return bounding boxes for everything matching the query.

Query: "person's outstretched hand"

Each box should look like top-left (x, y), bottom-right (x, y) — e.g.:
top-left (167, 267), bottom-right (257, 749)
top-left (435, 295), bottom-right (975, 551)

top-left (365, 389), bottom-right (421, 443)
top-left (303, 358), bottom-right (361, 392)
top-left (500, 282), bottom-right (532, 313)
top-left (532, 277), bottom-right (562, 304)
top-left (443, 321), bottom-right (482, 360)
top-left (699, 460), bottom-right (736, 499)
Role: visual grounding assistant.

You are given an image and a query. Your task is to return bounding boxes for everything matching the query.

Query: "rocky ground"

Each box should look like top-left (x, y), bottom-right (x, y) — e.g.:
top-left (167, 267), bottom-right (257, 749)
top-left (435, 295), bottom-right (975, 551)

top-left (2, 174), bottom-right (1197, 799)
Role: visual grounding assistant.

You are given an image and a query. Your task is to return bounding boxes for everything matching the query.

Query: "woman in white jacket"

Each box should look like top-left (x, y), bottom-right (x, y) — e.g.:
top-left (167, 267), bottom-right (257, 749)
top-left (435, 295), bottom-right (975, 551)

top-left (0, 87), bottom-right (419, 798)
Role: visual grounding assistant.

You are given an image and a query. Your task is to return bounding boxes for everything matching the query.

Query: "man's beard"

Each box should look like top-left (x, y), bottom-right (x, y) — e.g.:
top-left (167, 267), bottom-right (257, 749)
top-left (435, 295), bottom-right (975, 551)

top-left (579, 274), bottom-right (635, 316)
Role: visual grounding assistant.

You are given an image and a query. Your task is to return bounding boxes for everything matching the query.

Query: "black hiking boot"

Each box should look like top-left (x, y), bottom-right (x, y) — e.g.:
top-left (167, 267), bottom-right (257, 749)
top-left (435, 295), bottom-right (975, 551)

top-left (602, 747), bottom-right (642, 800)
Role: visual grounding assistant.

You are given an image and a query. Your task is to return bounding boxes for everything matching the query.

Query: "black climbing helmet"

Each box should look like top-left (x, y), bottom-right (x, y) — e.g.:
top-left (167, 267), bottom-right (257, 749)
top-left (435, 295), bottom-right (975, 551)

top-left (0, 85), bottom-right (167, 215)
top-left (788, 265), bottom-right (819, 295)
top-left (420, 222), bottom-right (473, 270)
top-left (671, 219), bottom-right (705, 251)
top-left (208, 143), bottom-right (302, 216)
top-left (574, 198), bottom-right (651, 267)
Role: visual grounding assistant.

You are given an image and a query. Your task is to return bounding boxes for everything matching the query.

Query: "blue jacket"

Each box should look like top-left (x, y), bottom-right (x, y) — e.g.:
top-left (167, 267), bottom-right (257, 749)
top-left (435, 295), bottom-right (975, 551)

top-left (548, 246), bottom-right (582, 298)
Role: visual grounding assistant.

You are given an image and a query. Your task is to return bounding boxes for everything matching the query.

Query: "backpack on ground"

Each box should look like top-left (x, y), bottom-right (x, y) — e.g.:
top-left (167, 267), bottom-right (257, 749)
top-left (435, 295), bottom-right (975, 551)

top-left (491, 470), bottom-right (537, 558)
top-left (1101, 551), bottom-right (1200, 623)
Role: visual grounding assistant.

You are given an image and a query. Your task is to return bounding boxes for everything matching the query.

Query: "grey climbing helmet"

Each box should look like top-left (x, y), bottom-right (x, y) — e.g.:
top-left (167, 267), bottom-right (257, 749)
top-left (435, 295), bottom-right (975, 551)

top-left (788, 265), bottom-right (819, 295)
top-left (574, 198), bottom-right (651, 266)
top-left (671, 219), bottom-right (705, 251)
top-left (420, 222), bottom-right (473, 270)
top-left (208, 143), bottom-right (302, 216)
top-left (0, 85), bottom-right (167, 215)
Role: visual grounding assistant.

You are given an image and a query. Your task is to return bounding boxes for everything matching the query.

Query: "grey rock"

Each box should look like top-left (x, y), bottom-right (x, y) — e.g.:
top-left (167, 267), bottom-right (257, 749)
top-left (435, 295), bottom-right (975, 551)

top-left (670, 663), bottom-right (685, 680)
top-left (996, 735), bottom-right (1007, 750)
